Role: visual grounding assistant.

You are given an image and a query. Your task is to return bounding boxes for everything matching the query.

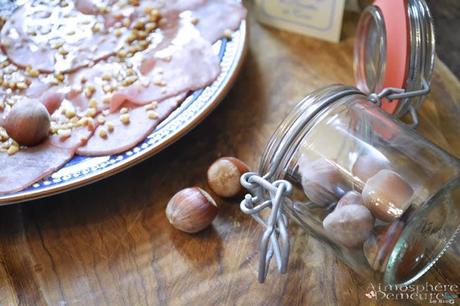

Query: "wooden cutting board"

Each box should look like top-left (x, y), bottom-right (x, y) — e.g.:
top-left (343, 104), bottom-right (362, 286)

top-left (0, 3), bottom-right (459, 305)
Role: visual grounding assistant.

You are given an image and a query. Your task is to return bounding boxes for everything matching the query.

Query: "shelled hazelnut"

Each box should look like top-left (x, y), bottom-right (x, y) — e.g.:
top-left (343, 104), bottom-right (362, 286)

top-left (352, 152), bottom-right (389, 190)
top-left (336, 190), bottom-right (364, 209)
top-left (166, 187), bottom-right (218, 233)
top-left (299, 156), bottom-right (351, 206)
top-left (362, 169), bottom-right (414, 222)
top-left (207, 157), bottom-right (249, 198)
top-left (323, 204), bottom-right (374, 248)
top-left (4, 100), bottom-right (50, 146)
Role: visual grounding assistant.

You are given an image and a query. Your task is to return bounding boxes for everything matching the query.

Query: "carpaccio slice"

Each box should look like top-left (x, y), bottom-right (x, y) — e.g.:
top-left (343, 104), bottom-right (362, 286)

top-left (0, 124), bottom-right (95, 195)
top-left (74, 0), bottom-right (116, 15)
top-left (0, 141), bottom-right (73, 195)
top-left (157, 0), bottom-right (206, 12)
top-left (65, 61), bottom-right (129, 112)
top-left (77, 93), bottom-right (186, 156)
top-left (191, 0), bottom-right (247, 43)
top-left (64, 17), bottom-right (221, 112)
top-left (0, 0), bottom-right (129, 73)
top-left (136, 0), bottom-right (206, 15)
top-left (110, 34), bottom-right (220, 110)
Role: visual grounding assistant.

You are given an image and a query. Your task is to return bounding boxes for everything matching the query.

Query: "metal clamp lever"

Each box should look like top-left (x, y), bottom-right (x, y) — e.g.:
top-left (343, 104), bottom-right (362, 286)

top-left (368, 79), bottom-right (430, 128)
top-left (240, 172), bottom-right (293, 283)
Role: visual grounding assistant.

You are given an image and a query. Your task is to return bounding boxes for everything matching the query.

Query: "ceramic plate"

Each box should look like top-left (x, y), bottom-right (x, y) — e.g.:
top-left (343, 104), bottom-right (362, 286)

top-left (0, 18), bottom-right (247, 206)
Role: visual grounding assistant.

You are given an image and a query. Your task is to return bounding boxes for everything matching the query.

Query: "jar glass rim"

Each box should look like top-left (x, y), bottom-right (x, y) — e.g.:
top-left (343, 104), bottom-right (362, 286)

top-left (259, 85), bottom-right (364, 178)
top-left (385, 176), bottom-right (460, 285)
top-left (354, 5), bottom-right (387, 94)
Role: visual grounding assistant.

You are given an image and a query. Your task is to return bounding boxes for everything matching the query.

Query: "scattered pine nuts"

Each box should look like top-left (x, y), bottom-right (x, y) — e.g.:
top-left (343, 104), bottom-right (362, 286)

top-left (7, 144), bottom-right (19, 155)
top-left (57, 129), bottom-right (72, 140)
top-left (99, 128), bottom-right (108, 139)
top-left (106, 121), bottom-right (114, 132)
top-left (147, 110), bottom-right (158, 119)
top-left (86, 107), bottom-right (97, 118)
top-left (120, 113), bottom-right (130, 124)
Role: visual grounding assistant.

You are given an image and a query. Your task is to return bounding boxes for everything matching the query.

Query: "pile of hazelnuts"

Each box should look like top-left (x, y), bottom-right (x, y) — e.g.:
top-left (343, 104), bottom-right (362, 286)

top-left (299, 153), bottom-right (416, 271)
top-left (166, 157), bottom-right (249, 233)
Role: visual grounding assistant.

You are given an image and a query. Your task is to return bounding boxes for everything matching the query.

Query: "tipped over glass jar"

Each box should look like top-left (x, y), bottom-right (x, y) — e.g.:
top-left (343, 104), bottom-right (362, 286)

top-left (240, 0), bottom-right (460, 286)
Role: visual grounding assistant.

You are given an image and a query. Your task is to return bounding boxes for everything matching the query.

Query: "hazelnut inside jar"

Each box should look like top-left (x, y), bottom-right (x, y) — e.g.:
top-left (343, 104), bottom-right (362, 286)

top-left (248, 85), bottom-right (460, 285)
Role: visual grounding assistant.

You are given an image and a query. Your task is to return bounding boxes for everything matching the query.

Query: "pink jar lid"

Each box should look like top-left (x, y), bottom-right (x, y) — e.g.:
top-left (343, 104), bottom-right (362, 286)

top-left (354, 0), bottom-right (435, 117)
top-left (374, 0), bottom-right (409, 114)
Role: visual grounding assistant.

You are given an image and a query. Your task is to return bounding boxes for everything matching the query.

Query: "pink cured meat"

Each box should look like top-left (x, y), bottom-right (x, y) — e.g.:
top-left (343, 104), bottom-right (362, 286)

top-left (0, 1), bottom-right (129, 73)
top-left (136, 0), bottom-right (206, 14)
top-left (65, 61), bottom-right (127, 112)
top-left (0, 141), bottom-right (73, 195)
top-left (110, 34), bottom-right (220, 110)
top-left (191, 0), bottom-right (247, 43)
top-left (158, 0), bottom-right (207, 12)
top-left (74, 0), bottom-right (114, 15)
top-left (77, 94), bottom-right (185, 156)
top-left (0, 80), bottom-right (60, 121)
top-left (0, 125), bottom-right (96, 195)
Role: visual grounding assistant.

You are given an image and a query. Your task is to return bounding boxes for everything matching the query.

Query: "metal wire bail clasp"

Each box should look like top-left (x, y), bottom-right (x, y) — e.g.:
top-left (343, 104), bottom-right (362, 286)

top-left (368, 79), bottom-right (431, 128)
top-left (240, 172), bottom-right (293, 283)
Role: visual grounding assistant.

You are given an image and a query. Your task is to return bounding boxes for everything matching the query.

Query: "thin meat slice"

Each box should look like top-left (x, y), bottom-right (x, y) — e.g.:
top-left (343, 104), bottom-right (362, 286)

top-left (0, 125), bottom-right (96, 195)
top-left (0, 141), bottom-right (73, 195)
top-left (144, 0), bottom-right (206, 14)
top-left (50, 126), bottom-right (96, 150)
top-left (74, 0), bottom-right (114, 15)
top-left (158, 0), bottom-right (206, 12)
top-left (191, 0), bottom-right (247, 43)
top-left (0, 1), bottom-right (129, 73)
top-left (65, 61), bottom-right (128, 112)
top-left (110, 34), bottom-right (220, 110)
top-left (41, 91), bottom-right (65, 114)
top-left (77, 94), bottom-right (185, 156)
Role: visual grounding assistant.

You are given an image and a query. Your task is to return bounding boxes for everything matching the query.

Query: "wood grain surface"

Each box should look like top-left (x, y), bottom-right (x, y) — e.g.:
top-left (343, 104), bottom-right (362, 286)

top-left (0, 3), bottom-right (459, 305)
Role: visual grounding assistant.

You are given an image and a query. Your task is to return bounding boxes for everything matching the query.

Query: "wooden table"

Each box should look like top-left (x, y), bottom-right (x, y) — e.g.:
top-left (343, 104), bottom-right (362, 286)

top-left (1, 3), bottom-right (459, 305)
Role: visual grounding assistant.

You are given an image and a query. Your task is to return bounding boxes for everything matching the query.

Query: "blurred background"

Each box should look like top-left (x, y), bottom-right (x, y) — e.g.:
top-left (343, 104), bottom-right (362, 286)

top-left (426, 0), bottom-right (460, 78)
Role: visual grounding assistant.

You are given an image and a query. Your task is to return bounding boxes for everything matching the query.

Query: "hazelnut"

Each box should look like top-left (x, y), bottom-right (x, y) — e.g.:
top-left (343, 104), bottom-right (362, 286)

top-left (362, 169), bottom-right (414, 222)
top-left (336, 190), bottom-right (364, 209)
top-left (323, 205), bottom-right (374, 248)
top-left (207, 157), bottom-right (250, 198)
top-left (352, 152), bottom-right (389, 190)
top-left (363, 222), bottom-right (404, 272)
top-left (166, 187), bottom-right (218, 233)
top-left (299, 156), bottom-right (351, 206)
top-left (4, 100), bottom-right (50, 146)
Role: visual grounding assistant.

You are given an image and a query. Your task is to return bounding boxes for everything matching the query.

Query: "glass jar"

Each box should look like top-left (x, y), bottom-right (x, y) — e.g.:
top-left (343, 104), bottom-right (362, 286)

top-left (240, 0), bottom-right (459, 286)
top-left (242, 85), bottom-right (460, 285)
